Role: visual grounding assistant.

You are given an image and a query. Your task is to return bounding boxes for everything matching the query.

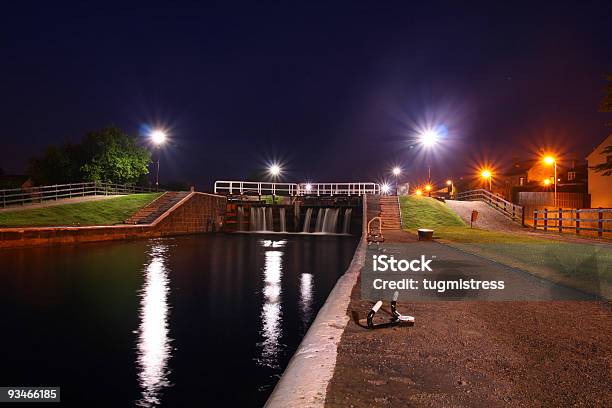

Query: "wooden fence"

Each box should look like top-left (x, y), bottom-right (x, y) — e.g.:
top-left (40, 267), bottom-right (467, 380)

top-left (533, 208), bottom-right (612, 237)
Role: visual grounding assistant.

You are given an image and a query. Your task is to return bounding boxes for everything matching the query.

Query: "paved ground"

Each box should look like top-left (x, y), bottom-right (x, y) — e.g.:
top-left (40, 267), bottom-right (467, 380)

top-left (325, 231), bottom-right (612, 407)
top-left (446, 200), bottom-right (612, 246)
top-left (0, 195), bottom-right (123, 213)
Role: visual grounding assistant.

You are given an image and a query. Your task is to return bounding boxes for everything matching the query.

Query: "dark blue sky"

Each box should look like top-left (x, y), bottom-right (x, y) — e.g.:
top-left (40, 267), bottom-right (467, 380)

top-left (2, 1), bottom-right (611, 190)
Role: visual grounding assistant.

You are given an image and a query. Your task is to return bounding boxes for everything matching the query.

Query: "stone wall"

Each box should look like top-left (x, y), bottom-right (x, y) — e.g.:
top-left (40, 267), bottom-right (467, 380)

top-left (0, 192), bottom-right (227, 249)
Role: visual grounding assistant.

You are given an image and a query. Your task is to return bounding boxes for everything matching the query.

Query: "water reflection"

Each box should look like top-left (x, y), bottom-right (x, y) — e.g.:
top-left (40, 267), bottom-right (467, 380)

top-left (136, 244), bottom-right (172, 407)
top-left (299, 273), bottom-right (314, 331)
top-left (258, 240), bottom-right (286, 369)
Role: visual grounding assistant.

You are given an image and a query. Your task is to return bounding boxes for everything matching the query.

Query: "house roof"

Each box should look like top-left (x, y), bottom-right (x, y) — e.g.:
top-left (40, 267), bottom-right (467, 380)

top-left (586, 134), bottom-right (612, 160)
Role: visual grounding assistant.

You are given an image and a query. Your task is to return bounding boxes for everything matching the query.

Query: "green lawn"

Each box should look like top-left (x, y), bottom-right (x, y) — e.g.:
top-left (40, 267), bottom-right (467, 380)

top-left (400, 196), bottom-right (612, 299)
top-left (0, 193), bottom-right (161, 227)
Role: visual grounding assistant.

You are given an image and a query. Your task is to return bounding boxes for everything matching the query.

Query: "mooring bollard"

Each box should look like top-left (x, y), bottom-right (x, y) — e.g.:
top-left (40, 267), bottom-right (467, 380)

top-left (362, 292), bottom-right (415, 329)
top-left (417, 228), bottom-right (434, 241)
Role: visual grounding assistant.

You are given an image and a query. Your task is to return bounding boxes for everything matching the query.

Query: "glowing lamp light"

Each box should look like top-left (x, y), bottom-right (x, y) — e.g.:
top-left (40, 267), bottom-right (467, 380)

top-left (392, 167), bottom-right (401, 176)
top-left (481, 169), bottom-right (492, 179)
top-left (269, 164), bottom-right (281, 177)
top-left (305, 183), bottom-right (312, 192)
top-left (419, 129), bottom-right (440, 147)
top-left (446, 180), bottom-right (452, 186)
top-left (415, 189), bottom-right (423, 196)
top-left (543, 156), bottom-right (556, 165)
top-left (381, 183), bottom-right (391, 194)
top-left (543, 179), bottom-right (551, 186)
top-left (150, 130), bottom-right (167, 145)
top-left (425, 184), bottom-right (432, 192)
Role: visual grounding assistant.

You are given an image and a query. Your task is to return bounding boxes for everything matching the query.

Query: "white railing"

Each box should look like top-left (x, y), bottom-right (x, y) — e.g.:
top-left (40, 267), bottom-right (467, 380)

top-left (214, 181), bottom-right (380, 196)
top-left (1, 181), bottom-right (157, 208)
top-left (456, 189), bottom-right (524, 224)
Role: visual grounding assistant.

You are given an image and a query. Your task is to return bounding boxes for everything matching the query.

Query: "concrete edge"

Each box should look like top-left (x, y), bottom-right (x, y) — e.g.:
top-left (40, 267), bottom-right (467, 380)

top-left (264, 195), bottom-right (369, 408)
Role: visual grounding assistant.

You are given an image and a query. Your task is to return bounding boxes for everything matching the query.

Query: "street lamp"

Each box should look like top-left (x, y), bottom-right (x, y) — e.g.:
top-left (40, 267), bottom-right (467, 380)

top-left (268, 164), bottom-right (281, 178)
top-left (543, 155), bottom-right (557, 206)
top-left (391, 166), bottom-right (401, 195)
top-left (425, 183), bottom-right (432, 197)
top-left (480, 169), bottom-right (492, 191)
top-left (415, 189), bottom-right (423, 196)
top-left (381, 183), bottom-right (391, 195)
top-left (418, 129), bottom-right (440, 182)
top-left (150, 129), bottom-right (167, 191)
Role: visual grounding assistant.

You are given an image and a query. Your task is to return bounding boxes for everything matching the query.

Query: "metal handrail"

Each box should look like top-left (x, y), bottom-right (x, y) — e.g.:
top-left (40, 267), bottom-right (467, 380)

top-left (214, 180), bottom-right (380, 196)
top-left (456, 189), bottom-right (524, 224)
top-left (1, 181), bottom-right (156, 208)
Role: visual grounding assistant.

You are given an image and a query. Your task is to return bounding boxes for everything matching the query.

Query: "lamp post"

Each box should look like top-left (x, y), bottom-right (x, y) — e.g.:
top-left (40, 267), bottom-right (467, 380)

top-left (543, 156), bottom-right (557, 206)
top-left (419, 129), bottom-right (440, 184)
top-left (392, 166), bottom-right (401, 195)
top-left (480, 169), bottom-right (492, 192)
top-left (150, 130), bottom-right (167, 191)
top-left (425, 184), bottom-right (432, 197)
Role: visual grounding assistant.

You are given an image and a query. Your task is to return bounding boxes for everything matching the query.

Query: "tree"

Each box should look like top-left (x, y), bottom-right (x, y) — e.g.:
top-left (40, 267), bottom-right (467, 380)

top-left (590, 145), bottom-right (612, 176)
top-left (599, 74), bottom-right (612, 114)
top-left (29, 144), bottom-right (79, 185)
top-left (79, 127), bottom-right (151, 183)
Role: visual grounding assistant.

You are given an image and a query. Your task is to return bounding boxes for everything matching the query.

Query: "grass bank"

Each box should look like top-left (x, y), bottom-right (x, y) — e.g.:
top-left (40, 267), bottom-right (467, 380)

top-left (399, 196), bottom-right (612, 299)
top-left (0, 193), bottom-right (161, 227)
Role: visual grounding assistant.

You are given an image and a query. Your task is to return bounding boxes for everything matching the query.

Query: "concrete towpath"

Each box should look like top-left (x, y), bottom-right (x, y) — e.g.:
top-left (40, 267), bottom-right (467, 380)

top-left (325, 230), bottom-right (611, 407)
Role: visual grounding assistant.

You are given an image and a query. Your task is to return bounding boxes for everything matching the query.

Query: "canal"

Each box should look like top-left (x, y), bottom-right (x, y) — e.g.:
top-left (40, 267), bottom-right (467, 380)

top-left (0, 233), bottom-right (359, 406)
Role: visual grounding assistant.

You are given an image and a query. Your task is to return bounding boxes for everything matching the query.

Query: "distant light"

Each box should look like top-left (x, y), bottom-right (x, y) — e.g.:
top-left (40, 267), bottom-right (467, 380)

top-left (425, 184), bottom-right (432, 191)
top-left (481, 169), bottom-right (492, 179)
top-left (415, 189), bottom-right (423, 196)
top-left (446, 180), bottom-right (452, 186)
top-left (305, 183), bottom-right (312, 192)
top-left (392, 167), bottom-right (401, 176)
top-left (269, 164), bottom-right (281, 177)
top-left (150, 130), bottom-right (167, 145)
top-left (381, 183), bottom-right (391, 194)
top-left (419, 129), bottom-right (440, 148)
top-left (543, 179), bottom-right (551, 186)
top-left (543, 156), bottom-right (556, 165)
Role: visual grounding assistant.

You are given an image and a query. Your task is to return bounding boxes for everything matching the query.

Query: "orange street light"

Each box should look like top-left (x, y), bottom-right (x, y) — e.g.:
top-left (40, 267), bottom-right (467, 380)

top-left (480, 169), bottom-right (492, 191)
top-left (446, 180), bottom-right (452, 186)
top-left (425, 184), bottom-right (432, 197)
top-left (543, 178), bottom-right (551, 186)
top-left (542, 155), bottom-right (557, 205)
top-left (415, 189), bottom-right (423, 196)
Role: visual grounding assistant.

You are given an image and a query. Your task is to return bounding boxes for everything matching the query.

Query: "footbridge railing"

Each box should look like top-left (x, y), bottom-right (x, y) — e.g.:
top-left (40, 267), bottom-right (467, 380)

top-left (214, 181), bottom-right (380, 196)
top-left (456, 189), bottom-right (524, 224)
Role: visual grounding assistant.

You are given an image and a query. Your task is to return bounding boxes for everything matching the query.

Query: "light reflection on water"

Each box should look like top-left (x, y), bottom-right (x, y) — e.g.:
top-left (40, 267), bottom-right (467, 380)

top-left (299, 273), bottom-right (314, 331)
top-left (257, 240), bottom-right (286, 370)
top-left (136, 244), bottom-right (172, 407)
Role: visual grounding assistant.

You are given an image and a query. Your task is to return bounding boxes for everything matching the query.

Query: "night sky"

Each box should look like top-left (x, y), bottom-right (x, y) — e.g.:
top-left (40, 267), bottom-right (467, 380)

top-left (2, 2), bottom-right (611, 190)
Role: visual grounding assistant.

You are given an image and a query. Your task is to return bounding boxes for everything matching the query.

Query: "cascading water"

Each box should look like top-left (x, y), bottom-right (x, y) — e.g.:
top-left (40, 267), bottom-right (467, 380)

top-left (279, 208), bottom-right (286, 232)
top-left (237, 206), bottom-right (244, 231)
top-left (266, 207), bottom-right (273, 231)
top-left (342, 208), bottom-right (352, 234)
top-left (314, 208), bottom-right (340, 233)
top-left (250, 207), bottom-right (269, 231)
top-left (314, 208), bottom-right (324, 232)
top-left (302, 208), bottom-right (312, 233)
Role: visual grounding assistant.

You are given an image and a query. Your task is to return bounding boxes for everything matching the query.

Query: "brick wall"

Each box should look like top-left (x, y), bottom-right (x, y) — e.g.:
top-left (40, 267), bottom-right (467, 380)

top-left (0, 192), bottom-right (227, 249)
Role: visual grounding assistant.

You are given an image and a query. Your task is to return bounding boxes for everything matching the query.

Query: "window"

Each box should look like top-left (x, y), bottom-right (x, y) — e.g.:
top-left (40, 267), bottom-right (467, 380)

top-left (567, 171), bottom-right (576, 181)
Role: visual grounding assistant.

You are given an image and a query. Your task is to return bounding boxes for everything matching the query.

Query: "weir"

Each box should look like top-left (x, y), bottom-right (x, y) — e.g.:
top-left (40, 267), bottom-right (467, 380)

top-left (224, 197), bottom-right (362, 235)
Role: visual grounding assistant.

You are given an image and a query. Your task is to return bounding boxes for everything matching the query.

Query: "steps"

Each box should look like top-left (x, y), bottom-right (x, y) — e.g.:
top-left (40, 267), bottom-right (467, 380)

top-left (124, 191), bottom-right (190, 225)
top-left (379, 196), bottom-right (402, 231)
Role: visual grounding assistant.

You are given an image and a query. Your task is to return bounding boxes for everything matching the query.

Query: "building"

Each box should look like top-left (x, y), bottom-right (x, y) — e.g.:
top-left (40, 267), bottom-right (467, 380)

top-left (587, 134), bottom-right (612, 208)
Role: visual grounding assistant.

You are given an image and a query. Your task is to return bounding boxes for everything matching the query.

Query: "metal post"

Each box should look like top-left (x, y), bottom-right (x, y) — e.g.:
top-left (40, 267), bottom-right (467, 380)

top-left (543, 208), bottom-right (548, 231)
top-left (553, 161), bottom-right (557, 207)
top-left (558, 208), bottom-right (562, 233)
top-left (533, 210), bottom-right (537, 229)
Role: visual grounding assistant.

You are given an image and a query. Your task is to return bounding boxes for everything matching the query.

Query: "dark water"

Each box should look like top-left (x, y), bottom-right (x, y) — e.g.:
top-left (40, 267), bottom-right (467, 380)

top-left (0, 233), bottom-right (358, 407)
